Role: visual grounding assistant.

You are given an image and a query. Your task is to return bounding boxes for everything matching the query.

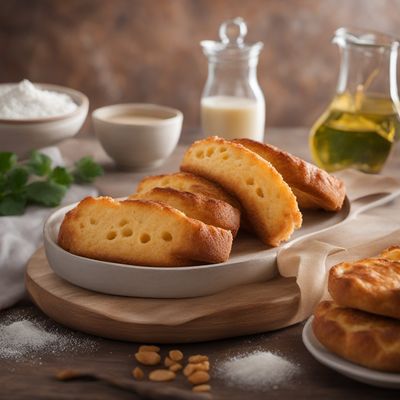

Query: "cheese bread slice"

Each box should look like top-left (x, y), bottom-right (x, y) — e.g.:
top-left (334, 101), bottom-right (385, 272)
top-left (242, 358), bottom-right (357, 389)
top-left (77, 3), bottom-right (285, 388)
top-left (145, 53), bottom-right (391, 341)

top-left (181, 136), bottom-right (302, 246)
top-left (234, 138), bottom-right (346, 211)
top-left (58, 196), bottom-right (233, 267)
top-left (130, 187), bottom-right (240, 237)
top-left (135, 172), bottom-right (241, 210)
top-left (313, 301), bottom-right (400, 372)
top-left (329, 246), bottom-right (400, 319)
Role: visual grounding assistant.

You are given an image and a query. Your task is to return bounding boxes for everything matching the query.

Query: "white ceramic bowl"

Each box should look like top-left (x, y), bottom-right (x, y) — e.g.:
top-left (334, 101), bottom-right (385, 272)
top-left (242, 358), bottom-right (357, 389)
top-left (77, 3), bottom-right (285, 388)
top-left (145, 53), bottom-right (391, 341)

top-left (44, 202), bottom-right (278, 298)
top-left (43, 198), bottom-right (350, 298)
top-left (92, 103), bottom-right (183, 170)
top-left (0, 83), bottom-right (89, 158)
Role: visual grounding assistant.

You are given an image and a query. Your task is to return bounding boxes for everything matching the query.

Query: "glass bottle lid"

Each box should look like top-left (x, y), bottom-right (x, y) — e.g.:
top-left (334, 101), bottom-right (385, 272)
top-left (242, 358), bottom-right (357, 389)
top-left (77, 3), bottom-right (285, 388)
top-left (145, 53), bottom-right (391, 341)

top-left (333, 27), bottom-right (400, 50)
top-left (201, 17), bottom-right (263, 61)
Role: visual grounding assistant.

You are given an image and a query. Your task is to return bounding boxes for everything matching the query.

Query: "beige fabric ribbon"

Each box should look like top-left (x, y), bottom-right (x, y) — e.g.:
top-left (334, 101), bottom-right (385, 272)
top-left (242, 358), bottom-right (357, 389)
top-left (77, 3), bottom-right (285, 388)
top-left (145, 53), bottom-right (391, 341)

top-left (277, 169), bottom-right (400, 326)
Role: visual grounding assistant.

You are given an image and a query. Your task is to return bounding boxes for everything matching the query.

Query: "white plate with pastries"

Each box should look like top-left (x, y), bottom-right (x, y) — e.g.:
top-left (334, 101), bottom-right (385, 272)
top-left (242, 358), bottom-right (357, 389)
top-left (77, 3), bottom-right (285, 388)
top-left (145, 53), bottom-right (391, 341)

top-left (303, 317), bottom-right (400, 389)
top-left (43, 196), bottom-right (350, 299)
top-left (44, 136), bottom-right (350, 298)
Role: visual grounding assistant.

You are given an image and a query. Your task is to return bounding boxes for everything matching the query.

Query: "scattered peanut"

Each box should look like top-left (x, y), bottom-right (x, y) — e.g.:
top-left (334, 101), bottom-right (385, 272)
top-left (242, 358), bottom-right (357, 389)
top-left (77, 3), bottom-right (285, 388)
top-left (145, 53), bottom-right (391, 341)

top-left (139, 345), bottom-right (160, 353)
top-left (164, 356), bottom-right (175, 367)
top-left (188, 370), bottom-right (210, 385)
top-left (135, 351), bottom-right (161, 366)
top-left (193, 361), bottom-right (210, 372)
top-left (133, 347), bottom-right (211, 388)
top-left (169, 349), bottom-right (183, 362)
top-left (183, 361), bottom-right (209, 376)
top-left (132, 367), bottom-right (144, 380)
top-left (149, 369), bottom-right (176, 382)
top-left (183, 363), bottom-right (197, 377)
top-left (169, 363), bottom-right (183, 372)
top-left (192, 384), bottom-right (211, 393)
top-left (188, 355), bottom-right (208, 364)
top-left (55, 369), bottom-right (81, 381)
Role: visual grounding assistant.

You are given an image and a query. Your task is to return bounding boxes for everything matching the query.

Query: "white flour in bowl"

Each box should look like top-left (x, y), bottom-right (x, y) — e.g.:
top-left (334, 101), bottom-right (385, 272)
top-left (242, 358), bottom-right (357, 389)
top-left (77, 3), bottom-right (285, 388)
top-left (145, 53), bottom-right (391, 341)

top-left (0, 79), bottom-right (77, 119)
top-left (217, 350), bottom-right (299, 391)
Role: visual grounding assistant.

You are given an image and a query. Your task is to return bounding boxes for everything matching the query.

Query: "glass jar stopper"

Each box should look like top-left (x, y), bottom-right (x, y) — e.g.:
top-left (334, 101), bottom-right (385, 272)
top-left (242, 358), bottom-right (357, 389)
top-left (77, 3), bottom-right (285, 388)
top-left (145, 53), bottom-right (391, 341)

top-left (219, 17), bottom-right (248, 47)
top-left (201, 17), bottom-right (263, 61)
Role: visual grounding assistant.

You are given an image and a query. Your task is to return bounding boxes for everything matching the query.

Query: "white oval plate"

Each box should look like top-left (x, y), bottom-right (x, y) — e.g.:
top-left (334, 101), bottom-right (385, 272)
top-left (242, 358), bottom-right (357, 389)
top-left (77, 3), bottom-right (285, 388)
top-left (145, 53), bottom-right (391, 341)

top-left (44, 198), bottom-right (350, 298)
top-left (303, 317), bottom-right (400, 389)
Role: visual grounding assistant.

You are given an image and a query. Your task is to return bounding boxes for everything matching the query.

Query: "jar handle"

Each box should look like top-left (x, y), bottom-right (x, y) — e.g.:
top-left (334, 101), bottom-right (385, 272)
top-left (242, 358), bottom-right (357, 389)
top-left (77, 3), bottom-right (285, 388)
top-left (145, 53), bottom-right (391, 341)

top-left (219, 17), bottom-right (248, 47)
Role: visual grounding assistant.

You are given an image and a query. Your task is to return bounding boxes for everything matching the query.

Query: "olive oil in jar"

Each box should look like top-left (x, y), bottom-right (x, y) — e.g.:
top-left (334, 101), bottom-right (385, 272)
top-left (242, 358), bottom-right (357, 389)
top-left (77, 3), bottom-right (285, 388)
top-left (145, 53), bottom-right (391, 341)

top-left (310, 93), bottom-right (400, 173)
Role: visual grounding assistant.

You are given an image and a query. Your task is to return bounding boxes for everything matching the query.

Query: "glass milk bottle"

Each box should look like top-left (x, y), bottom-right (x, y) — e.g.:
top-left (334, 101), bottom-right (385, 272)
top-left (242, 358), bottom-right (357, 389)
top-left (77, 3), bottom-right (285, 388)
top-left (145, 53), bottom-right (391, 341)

top-left (310, 27), bottom-right (400, 173)
top-left (201, 18), bottom-right (265, 142)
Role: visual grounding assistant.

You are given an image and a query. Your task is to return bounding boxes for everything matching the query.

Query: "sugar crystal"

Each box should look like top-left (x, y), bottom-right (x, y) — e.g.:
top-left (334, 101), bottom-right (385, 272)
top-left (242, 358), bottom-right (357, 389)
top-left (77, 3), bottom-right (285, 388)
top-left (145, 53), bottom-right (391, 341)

top-left (217, 351), bottom-right (298, 391)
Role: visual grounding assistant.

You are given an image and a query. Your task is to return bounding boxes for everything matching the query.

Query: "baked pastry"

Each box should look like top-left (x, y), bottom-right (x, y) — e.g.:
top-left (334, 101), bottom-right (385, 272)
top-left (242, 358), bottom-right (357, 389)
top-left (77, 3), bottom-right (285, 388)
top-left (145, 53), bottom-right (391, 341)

top-left (233, 138), bottom-right (346, 211)
top-left (180, 136), bottom-right (302, 246)
top-left (58, 196), bottom-right (233, 267)
top-left (135, 172), bottom-right (241, 210)
top-left (313, 301), bottom-right (400, 372)
top-left (380, 246), bottom-right (400, 261)
top-left (130, 187), bottom-right (241, 237)
top-left (329, 246), bottom-right (400, 319)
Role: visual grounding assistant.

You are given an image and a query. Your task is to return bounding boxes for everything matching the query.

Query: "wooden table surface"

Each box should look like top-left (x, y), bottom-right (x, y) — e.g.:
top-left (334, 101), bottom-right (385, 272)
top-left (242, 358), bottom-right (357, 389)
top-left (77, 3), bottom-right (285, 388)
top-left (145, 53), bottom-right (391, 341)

top-left (1, 128), bottom-right (399, 400)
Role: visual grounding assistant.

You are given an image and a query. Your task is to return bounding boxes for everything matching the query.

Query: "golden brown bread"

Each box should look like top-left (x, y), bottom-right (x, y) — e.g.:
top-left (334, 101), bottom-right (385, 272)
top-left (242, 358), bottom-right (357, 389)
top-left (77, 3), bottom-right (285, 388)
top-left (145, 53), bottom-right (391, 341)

top-left (58, 196), bottom-right (233, 267)
top-left (313, 301), bottom-right (400, 372)
top-left (129, 187), bottom-right (241, 237)
top-left (180, 136), bottom-right (302, 246)
top-left (380, 246), bottom-right (400, 261)
top-left (135, 172), bottom-right (241, 210)
top-left (233, 138), bottom-right (346, 211)
top-left (328, 246), bottom-right (400, 319)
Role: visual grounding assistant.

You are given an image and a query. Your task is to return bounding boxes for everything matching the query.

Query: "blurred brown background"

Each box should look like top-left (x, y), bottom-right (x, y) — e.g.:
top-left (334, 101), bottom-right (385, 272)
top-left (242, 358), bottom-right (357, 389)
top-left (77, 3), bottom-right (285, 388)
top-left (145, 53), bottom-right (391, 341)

top-left (1, 0), bottom-right (400, 134)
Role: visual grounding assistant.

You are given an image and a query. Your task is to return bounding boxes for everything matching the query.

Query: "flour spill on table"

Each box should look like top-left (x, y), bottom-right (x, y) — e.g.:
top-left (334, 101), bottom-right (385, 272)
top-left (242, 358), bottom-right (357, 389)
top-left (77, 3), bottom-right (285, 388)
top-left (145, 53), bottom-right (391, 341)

top-left (216, 350), bottom-right (299, 391)
top-left (0, 308), bottom-right (98, 362)
top-left (0, 320), bottom-right (58, 358)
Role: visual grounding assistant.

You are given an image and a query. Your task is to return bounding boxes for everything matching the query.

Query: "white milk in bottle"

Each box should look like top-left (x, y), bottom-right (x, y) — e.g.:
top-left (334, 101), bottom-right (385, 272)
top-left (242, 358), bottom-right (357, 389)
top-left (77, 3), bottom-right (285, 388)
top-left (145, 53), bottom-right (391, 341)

top-left (200, 18), bottom-right (265, 141)
top-left (201, 95), bottom-right (265, 141)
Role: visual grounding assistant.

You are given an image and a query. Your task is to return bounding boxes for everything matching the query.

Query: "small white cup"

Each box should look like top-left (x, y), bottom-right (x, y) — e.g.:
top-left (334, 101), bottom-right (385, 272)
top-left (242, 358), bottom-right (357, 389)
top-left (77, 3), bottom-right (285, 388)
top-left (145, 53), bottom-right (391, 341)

top-left (92, 103), bottom-right (183, 170)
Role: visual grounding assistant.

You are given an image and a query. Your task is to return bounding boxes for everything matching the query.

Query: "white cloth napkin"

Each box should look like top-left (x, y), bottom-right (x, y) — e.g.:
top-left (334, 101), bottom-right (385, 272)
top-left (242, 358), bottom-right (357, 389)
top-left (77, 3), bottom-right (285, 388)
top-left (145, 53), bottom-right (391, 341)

top-left (0, 147), bottom-right (97, 310)
top-left (277, 169), bottom-right (400, 326)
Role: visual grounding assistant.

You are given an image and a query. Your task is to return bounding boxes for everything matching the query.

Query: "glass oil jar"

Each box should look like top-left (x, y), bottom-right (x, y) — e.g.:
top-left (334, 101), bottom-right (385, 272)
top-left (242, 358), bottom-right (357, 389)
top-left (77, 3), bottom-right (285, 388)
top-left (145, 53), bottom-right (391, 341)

top-left (310, 28), bottom-right (400, 173)
top-left (200, 18), bottom-right (265, 142)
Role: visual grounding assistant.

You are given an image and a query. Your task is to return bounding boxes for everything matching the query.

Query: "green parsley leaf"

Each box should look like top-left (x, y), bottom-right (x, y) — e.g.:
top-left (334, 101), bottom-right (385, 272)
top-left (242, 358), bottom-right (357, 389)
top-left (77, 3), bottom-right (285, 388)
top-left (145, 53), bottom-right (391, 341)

top-left (0, 152), bottom-right (17, 174)
top-left (26, 181), bottom-right (67, 207)
top-left (27, 150), bottom-right (52, 176)
top-left (0, 194), bottom-right (26, 216)
top-left (0, 174), bottom-right (6, 194)
top-left (49, 166), bottom-right (73, 187)
top-left (0, 151), bottom-right (103, 216)
top-left (6, 166), bottom-right (29, 192)
top-left (73, 157), bottom-right (103, 183)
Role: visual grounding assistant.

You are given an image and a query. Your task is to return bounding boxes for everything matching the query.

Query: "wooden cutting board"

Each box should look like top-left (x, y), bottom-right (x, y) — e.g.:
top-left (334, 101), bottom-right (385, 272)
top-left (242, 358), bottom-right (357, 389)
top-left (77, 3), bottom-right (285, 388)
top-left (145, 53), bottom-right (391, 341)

top-left (26, 247), bottom-right (300, 343)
